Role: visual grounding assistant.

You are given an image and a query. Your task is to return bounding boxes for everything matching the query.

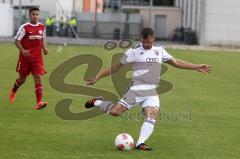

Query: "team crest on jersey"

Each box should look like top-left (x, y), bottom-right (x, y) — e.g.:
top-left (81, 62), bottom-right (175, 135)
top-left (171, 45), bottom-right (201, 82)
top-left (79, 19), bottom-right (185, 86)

top-left (39, 30), bottom-right (43, 34)
top-left (133, 44), bottom-right (141, 49)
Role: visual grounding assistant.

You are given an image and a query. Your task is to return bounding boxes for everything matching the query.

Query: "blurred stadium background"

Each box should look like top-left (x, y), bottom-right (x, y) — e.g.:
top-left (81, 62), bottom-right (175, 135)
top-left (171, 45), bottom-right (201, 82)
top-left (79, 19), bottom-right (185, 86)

top-left (0, 0), bottom-right (240, 46)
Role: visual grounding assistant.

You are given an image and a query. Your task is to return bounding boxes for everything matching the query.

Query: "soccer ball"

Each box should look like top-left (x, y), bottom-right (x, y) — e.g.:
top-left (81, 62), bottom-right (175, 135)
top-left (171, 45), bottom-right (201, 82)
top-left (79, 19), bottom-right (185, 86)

top-left (115, 133), bottom-right (134, 151)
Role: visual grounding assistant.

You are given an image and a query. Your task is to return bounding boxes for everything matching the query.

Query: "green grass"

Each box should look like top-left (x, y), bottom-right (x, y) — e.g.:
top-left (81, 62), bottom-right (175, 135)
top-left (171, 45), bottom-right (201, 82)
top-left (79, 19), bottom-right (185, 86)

top-left (0, 42), bottom-right (240, 159)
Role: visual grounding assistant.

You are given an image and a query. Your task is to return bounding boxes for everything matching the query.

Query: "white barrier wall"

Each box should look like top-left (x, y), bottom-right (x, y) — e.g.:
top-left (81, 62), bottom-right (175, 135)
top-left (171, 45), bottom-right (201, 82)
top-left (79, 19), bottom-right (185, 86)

top-left (200, 0), bottom-right (240, 46)
top-left (0, 3), bottom-right (13, 37)
top-left (12, 0), bottom-right (58, 16)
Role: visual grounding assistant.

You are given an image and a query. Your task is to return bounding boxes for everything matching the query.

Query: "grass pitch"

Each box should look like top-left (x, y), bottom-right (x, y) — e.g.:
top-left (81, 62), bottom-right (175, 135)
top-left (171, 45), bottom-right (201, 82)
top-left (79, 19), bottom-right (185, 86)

top-left (0, 42), bottom-right (239, 159)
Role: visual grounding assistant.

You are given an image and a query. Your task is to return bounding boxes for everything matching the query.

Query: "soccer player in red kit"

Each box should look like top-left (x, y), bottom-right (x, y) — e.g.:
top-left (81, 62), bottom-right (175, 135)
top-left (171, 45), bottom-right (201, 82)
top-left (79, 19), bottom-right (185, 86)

top-left (9, 7), bottom-right (48, 109)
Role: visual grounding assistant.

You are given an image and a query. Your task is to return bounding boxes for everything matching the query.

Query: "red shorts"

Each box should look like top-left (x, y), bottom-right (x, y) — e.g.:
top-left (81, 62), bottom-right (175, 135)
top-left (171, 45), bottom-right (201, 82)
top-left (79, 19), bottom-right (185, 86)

top-left (16, 57), bottom-right (47, 76)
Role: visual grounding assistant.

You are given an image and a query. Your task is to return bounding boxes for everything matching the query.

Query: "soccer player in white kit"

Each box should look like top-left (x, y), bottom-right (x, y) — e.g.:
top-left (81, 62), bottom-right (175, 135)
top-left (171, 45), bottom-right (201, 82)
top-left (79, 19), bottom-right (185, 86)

top-left (85, 28), bottom-right (212, 151)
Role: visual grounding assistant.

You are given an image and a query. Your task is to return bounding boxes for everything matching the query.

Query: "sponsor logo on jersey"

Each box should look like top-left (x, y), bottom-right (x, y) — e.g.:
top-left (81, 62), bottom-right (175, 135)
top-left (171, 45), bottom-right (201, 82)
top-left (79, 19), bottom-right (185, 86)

top-left (39, 30), bottom-right (43, 34)
top-left (146, 58), bottom-right (159, 63)
top-left (29, 35), bottom-right (42, 40)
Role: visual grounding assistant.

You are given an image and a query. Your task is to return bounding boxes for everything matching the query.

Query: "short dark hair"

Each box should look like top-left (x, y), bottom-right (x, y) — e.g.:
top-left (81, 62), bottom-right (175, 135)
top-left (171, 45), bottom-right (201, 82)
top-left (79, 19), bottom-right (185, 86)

top-left (29, 6), bottom-right (39, 14)
top-left (141, 27), bottom-right (154, 39)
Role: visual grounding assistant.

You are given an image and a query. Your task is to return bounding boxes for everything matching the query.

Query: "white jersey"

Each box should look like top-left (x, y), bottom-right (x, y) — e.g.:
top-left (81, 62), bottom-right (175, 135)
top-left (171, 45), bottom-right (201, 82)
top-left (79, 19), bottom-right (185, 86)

top-left (120, 43), bottom-right (173, 92)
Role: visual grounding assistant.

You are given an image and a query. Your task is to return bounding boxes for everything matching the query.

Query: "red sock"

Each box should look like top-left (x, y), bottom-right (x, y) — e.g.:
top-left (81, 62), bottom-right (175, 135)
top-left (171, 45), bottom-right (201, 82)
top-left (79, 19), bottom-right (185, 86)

top-left (12, 79), bottom-right (20, 92)
top-left (35, 83), bottom-right (43, 104)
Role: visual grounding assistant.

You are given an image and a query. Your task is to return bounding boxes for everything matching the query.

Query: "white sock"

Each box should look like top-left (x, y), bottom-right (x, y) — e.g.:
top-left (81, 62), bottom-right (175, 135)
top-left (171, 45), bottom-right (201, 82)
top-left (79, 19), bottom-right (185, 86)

top-left (136, 118), bottom-right (155, 146)
top-left (94, 100), bottom-right (103, 106)
top-left (93, 100), bottom-right (114, 113)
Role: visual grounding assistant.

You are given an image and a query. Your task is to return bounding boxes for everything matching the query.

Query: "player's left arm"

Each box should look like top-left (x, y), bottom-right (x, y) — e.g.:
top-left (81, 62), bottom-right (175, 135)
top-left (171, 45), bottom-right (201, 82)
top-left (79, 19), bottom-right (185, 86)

top-left (166, 58), bottom-right (212, 74)
top-left (42, 27), bottom-right (48, 55)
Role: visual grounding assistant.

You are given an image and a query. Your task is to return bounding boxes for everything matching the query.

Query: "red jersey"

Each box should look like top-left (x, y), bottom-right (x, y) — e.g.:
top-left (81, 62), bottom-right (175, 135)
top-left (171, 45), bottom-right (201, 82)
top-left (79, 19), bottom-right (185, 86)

top-left (15, 22), bottom-right (46, 61)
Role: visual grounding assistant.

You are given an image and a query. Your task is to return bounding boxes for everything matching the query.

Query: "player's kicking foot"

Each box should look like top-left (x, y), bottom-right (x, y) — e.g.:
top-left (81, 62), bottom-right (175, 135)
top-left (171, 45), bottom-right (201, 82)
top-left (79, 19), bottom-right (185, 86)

top-left (35, 101), bottom-right (48, 110)
top-left (135, 143), bottom-right (153, 151)
top-left (9, 90), bottom-right (16, 104)
top-left (85, 96), bottom-right (104, 109)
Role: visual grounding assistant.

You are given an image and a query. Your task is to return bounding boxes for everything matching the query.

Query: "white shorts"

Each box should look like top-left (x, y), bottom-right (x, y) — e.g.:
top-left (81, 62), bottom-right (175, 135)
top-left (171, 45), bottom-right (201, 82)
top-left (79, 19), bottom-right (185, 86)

top-left (118, 90), bottom-right (160, 110)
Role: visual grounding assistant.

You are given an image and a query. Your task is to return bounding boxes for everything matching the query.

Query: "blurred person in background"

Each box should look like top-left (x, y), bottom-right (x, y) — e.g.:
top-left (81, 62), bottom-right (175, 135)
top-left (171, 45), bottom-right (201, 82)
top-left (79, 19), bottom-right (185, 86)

top-left (45, 16), bottom-right (55, 36)
top-left (67, 16), bottom-right (77, 37)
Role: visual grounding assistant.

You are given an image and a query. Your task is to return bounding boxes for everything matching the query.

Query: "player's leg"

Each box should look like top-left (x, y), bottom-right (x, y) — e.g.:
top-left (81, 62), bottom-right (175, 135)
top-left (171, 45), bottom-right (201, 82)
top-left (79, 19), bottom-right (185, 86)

top-left (10, 73), bottom-right (27, 103)
top-left (85, 89), bottom-right (135, 116)
top-left (85, 97), bottom-right (128, 116)
top-left (135, 107), bottom-right (157, 151)
top-left (109, 103), bottom-right (128, 116)
top-left (10, 57), bottom-right (30, 104)
top-left (12, 73), bottom-right (27, 92)
top-left (135, 96), bottom-right (159, 151)
top-left (31, 59), bottom-right (47, 109)
top-left (32, 74), bottom-right (47, 109)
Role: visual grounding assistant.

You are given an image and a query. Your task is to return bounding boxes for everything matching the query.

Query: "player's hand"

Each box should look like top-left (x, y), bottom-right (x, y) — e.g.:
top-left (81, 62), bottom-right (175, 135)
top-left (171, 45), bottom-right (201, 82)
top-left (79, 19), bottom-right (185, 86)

top-left (85, 78), bottom-right (97, 85)
top-left (196, 64), bottom-right (212, 74)
top-left (21, 49), bottom-right (30, 57)
top-left (43, 48), bottom-right (48, 55)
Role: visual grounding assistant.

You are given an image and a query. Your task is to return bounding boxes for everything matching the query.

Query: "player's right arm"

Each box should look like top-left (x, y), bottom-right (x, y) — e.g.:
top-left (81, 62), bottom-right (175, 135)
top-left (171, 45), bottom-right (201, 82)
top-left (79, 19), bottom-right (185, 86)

top-left (15, 40), bottom-right (30, 57)
top-left (85, 48), bottom-right (135, 85)
top-left (86, 62), bottom-right (123, 85)
top-left (14, 26), bottom-right (30, 57)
